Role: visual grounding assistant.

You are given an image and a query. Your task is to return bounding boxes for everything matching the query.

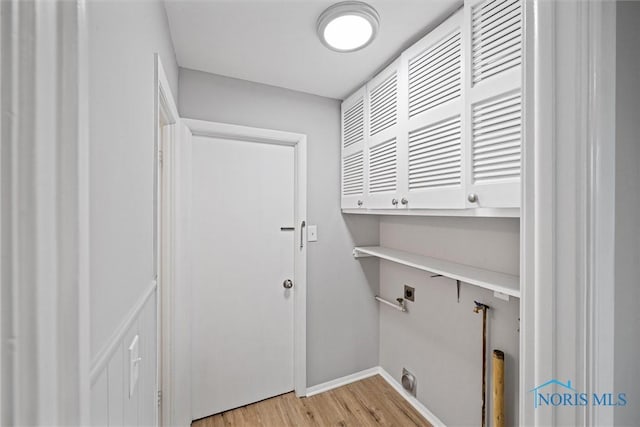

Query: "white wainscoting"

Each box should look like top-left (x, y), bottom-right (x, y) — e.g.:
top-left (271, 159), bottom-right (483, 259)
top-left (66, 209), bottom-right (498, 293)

top-left (90, 283), bottom-right (158, 426)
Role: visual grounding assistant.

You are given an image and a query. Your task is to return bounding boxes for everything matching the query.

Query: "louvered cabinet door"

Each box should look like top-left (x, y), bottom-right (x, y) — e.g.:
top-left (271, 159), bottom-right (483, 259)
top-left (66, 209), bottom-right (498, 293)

top-left (341, 88), bottom-right (366, 209)
top-left (365, 60), bottom-right (403, 209)
top-left (464, 0), bottom-right (523, 208)
top-left (401, 9), bottom-right (466, 209)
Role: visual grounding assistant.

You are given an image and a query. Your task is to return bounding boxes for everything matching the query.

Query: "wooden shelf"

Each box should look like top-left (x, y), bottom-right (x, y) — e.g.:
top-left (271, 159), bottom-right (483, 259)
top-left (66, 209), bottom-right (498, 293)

top-left (353, 246), bottom-right (520, 298)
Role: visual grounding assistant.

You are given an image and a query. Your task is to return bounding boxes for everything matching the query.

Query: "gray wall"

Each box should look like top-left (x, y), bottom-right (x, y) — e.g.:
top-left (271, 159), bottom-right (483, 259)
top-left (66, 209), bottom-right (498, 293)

top-left (88, 0), bottom-right (178, 359)
top-left (88, 0), bottom-right (178, 360)
top-left (178, 69), bottom-right (380, 386)
top-left (87, 0), bottom-right (178, 424)
top-left (378, 216), bottom-right (520, 426)
top-left (615, 2), bottom-right (640, 426)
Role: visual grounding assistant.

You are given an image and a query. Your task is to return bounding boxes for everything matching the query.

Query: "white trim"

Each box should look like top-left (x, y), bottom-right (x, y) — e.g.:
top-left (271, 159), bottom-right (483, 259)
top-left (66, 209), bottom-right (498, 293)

top-left (585, 2), bottom-right (616, 426)
top-left (305, 367), bottom-right (446, 427)
top-left (156, 56), bottom-right (179, 124)
top-left (183, 118), bottom-right (306, 146)
top-left (305, 367), bottom-right (380, 397)
top-left (76, 0), bottom-right (91, 422)
top-left (520, 1), bottom-right (617, 425)
top-left (183, 118), bottom-right (308, 400)
top-left (89, 280), bottom-right (157, 385)
top-left (155, 54), bottom-right (180, 427)
top-left (1, 0), bottom-right (89, 424)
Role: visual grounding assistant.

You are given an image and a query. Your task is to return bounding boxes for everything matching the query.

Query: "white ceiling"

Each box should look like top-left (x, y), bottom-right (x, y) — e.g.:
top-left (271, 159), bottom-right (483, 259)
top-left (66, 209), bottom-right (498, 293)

top-left (164, 0), bottom-right (461, 100)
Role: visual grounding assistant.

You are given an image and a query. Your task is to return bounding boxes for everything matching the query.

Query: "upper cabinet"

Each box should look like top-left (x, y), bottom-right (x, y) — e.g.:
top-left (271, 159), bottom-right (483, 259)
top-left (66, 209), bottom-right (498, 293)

top-left (402, 10), bottom-right (466, 209)
top-left (465, 0), bottom-right (523, 208)
top-left (341, 87), bottom-right (366, 209)
top-left (366, 60), bottom-right (403, 209)
top-left (341, 0), bottom-right (523, 215)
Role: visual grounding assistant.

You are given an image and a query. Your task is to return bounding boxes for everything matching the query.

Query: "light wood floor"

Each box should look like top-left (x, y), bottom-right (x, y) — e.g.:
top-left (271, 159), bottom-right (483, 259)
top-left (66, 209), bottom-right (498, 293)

top-left (192, 375), bottom-right (432, 427)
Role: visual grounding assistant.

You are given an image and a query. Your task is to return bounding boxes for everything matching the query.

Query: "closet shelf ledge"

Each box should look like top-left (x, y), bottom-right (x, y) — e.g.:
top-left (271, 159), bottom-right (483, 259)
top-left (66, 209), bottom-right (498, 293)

top-left (353, 245), bottom-right (520, 298)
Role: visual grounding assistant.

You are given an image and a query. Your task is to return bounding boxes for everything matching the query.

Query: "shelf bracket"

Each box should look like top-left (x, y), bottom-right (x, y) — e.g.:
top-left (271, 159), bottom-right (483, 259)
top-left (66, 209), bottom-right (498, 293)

top-left (431, 273), bottom-right (461, 303)
top-left (353, 248), bottom-right (374, 258)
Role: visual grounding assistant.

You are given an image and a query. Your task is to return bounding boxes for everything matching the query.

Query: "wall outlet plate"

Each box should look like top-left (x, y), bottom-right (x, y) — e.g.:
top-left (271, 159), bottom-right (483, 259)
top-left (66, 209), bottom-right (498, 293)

top-left (404, 285), bottom-right (415, 302)
top-left (307, 225), bottom-right (318, 242)
top-left (128, 334), bottom-right (140, 398)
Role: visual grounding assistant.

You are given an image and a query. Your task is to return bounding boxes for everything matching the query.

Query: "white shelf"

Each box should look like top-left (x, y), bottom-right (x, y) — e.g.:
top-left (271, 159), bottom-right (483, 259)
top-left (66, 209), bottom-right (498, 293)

top-left (342, 208), bottom-right (520, 218)
top-left (353, 246), bottom-right (520, 298)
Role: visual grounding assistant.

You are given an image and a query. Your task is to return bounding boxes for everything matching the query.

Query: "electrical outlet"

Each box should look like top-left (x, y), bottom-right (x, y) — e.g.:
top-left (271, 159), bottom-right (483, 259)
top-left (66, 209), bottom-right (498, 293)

top-left (404, 285), bottom-right (415, 302)
top-left (129, 335), bottom-right (141, 398)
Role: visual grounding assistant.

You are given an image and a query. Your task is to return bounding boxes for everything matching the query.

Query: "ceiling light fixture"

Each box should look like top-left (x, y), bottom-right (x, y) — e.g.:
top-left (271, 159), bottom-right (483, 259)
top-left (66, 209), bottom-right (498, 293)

top-left (317, 1), bottom-right (380, 53)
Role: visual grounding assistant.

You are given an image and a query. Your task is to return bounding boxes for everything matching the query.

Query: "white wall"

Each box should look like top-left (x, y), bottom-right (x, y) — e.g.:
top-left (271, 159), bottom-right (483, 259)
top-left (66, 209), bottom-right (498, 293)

top-left (614, 2), bottom-right (640, 426)
top-left (378, 216), bottom-right (520, 426)
top-left (87, 0), bottom-right (178, 424)
top-left (178, 69), bottom-right (380, 387)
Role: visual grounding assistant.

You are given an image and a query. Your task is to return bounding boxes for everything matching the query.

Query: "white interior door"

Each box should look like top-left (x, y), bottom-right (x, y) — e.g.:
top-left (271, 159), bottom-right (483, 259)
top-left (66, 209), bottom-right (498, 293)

top-left (190, 135), bottom-right (295, 420)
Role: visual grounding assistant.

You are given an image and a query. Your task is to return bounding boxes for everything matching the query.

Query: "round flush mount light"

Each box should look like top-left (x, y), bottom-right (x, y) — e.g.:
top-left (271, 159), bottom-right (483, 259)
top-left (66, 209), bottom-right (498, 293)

top-left (317, 1), bottom-right (380, 53)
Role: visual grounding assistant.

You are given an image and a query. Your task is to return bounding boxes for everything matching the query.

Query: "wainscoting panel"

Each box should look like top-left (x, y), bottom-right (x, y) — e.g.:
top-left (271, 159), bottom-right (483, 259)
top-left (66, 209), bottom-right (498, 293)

top-left (91, 371), bottom-right (109, 426)
top-left (90, 284), bottom-right (157, 426)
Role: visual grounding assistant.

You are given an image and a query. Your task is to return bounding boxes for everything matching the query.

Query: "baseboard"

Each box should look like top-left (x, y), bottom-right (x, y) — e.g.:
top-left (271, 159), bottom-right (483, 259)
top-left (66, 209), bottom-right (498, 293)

top-left (377, 368), bottom-right (446, 427)
top-left (305, 367), bottom-right (380, 397)
top-left (305, 366), bottom-right (446, 426)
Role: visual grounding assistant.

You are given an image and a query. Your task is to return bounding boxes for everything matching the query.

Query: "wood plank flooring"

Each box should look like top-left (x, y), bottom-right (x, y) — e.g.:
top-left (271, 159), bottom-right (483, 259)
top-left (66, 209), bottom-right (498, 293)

top-left (192, 375), bottom-right (432, 427)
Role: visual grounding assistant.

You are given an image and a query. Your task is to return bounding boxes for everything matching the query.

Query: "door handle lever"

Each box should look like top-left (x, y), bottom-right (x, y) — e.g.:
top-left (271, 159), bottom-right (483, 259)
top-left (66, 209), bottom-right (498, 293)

top-left (300, 220), bottom-right (306, 249)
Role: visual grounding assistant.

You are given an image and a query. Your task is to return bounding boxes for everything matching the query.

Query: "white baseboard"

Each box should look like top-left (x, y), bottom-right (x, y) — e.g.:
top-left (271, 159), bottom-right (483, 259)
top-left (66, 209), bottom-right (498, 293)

top-left (377, 368), bottom-right (446, 427)
top-left (304, 366), bottom-right (445, 427)
top-left (305, 367), bottom-right (380, 397)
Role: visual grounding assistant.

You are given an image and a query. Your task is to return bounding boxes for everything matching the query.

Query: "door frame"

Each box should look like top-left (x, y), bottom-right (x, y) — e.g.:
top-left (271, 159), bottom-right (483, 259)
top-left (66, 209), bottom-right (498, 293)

top-left (1, 0), bottom-right (90, 423)
top-left (154, 55), bottom-right (179, 426)
top-left (520, 1), bottom-right (616, 425)
top-left (183, 118), bottom-right (308, 398)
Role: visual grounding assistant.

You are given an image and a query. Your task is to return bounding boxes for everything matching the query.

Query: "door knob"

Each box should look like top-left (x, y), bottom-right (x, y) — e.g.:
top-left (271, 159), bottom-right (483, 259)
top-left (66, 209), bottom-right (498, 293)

top-left (468, 193), bottom-right (478, 203)
top-left (401, 197), bottom-right (408, 205)
top-left (392, 198), bottom-right (399, 206)
top-left (283, 279), bottom-right (294, 289)
top-left (357, 200), bottom-right (363, 207)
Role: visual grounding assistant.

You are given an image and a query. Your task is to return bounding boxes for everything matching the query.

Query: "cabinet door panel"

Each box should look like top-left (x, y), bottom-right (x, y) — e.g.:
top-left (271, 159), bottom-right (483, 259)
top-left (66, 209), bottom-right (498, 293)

top-left (341, 88), bottom-right (367, 209)
top-left (365, 61), bottom-right (403, 209)
top-left (403, 9), bottom-right (466, 209)
top-left (468, 90), bottom-right (522, 207)
top-left (464, 0), bottom-right (523, 208)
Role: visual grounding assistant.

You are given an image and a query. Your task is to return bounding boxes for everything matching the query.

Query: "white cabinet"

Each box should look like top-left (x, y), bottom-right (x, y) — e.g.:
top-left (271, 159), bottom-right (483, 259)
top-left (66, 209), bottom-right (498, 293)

top-left (341, 88), bottom-right (366, 209)
top-left (401, 9), bottom-right (466, 209)
top-left (464, 0), bottom-right (523, 208)
top-left (365, 60), bottom-right (404, 210)
top-left (340, 0), bottom-right (523, 214)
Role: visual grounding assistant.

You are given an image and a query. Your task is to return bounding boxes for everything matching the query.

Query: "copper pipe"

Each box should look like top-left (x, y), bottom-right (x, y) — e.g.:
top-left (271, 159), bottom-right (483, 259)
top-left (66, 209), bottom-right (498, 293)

top-left (473, 301), bottom-right (490, 427)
